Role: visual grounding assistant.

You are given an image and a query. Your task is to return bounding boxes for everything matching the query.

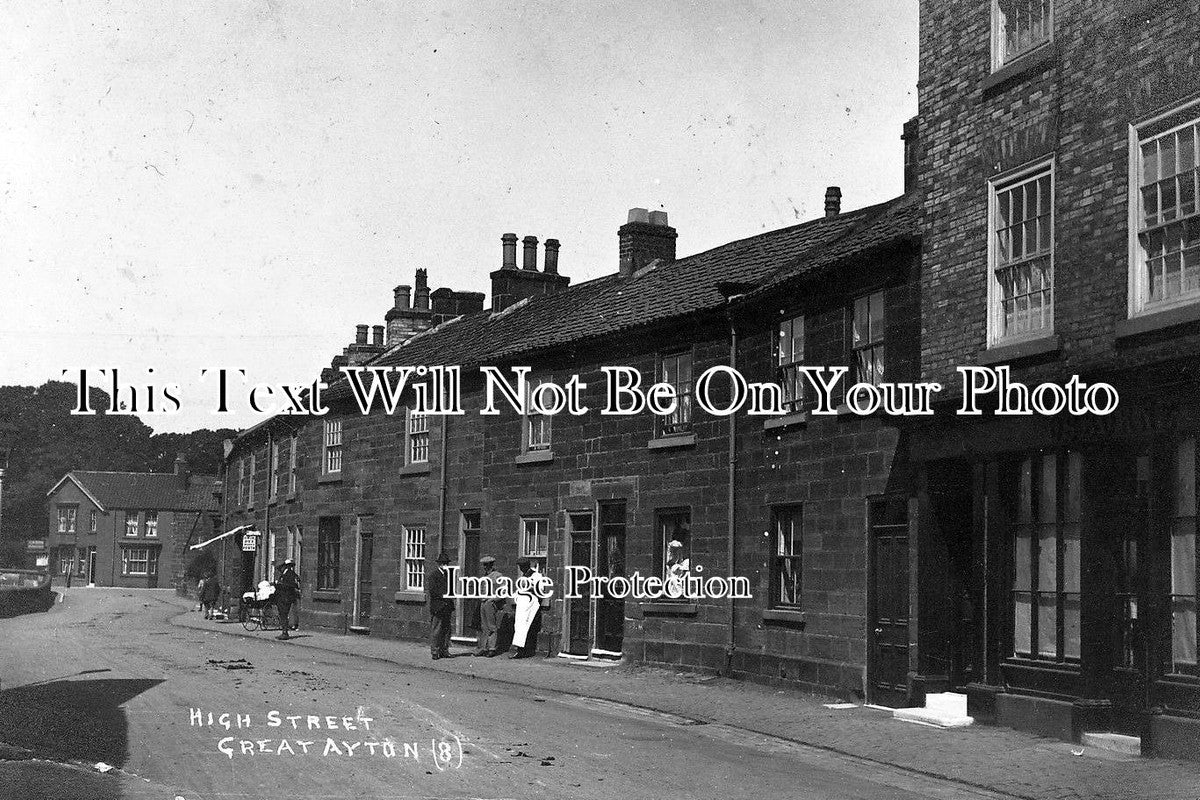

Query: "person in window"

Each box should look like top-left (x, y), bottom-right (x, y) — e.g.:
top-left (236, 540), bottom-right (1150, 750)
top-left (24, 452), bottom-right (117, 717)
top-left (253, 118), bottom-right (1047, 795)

top-left (273, 559), bottom-right (300, 640)
top-left (427, 552), bottom-right (454, 660)
top-left (510, 557), bottom-right (550, 659)
top-left (665, 539), bottom-right (690, 598)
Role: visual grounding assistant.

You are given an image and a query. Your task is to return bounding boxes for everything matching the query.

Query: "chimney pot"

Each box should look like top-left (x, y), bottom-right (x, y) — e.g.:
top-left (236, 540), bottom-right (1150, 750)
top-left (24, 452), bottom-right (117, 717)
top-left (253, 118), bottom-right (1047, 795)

top-left (394, 285), bottom-right (412, 310)
top-left (415, 268), bottom-right (430, 310)
top-left (371, 325), bottom-right (384, 346)
top-left (501, 233), bottom-right (519, 270)
top-left (544, 239), bottom-right (561, 275)
top-left (627, 208), bottom-right (650, 224)
top-left (824, 186), bottom-right (842, 218)
top-left (522, 235), bottom-right (539, 271)
top-left (355, 324), bottom-right (368, 345)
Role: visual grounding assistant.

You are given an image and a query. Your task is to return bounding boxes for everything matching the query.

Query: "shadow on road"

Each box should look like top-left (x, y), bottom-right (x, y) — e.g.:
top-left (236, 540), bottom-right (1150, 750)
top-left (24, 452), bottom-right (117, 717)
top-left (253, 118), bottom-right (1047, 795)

top-left (0, 677), bottom-right (162, 768)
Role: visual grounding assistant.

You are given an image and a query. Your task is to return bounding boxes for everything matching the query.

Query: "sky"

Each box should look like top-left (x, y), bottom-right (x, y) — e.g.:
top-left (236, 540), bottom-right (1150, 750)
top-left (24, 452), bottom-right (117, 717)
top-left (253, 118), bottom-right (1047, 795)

top-left (0, 0), bottom-right (918, 433)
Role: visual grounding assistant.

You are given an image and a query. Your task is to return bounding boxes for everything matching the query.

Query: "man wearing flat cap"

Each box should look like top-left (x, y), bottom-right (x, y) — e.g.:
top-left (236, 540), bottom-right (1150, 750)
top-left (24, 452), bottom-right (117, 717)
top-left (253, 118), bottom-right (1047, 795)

top-left (475, 555), bottom-right (505, 657)
top-left (427, 552), bottom-right (454, 660)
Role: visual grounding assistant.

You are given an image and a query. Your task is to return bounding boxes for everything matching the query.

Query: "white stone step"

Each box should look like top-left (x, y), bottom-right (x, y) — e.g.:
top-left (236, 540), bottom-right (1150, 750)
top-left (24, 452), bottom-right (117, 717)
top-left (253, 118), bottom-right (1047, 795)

top-left (1081, 732), bottom-right (1141, 757)
top-left (893, 706), bottom-right (974, 728)
top-left (893, 692), bottom-right (973, 729)
top-left (924, 692), bottom-right (968, 717)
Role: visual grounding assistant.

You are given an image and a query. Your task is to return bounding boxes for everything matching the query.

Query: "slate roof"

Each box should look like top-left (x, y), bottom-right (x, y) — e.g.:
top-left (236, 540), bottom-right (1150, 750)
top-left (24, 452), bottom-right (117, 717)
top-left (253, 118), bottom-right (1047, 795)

top-left (315, 193), bottom-right (917, 404)
top-left (49, 471), bottom-right (222, 512)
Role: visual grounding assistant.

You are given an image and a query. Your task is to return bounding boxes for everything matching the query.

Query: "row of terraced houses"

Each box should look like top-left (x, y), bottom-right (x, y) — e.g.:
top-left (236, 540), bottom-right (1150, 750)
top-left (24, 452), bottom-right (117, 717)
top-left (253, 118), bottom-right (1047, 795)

top-left (191, 1), bottom-right (1200, 758)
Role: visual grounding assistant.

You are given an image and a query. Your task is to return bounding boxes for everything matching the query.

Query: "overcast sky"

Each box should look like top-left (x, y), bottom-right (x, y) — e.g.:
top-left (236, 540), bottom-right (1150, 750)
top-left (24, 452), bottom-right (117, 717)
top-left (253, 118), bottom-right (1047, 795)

top-left (0, 1), bottom-right (918, 433)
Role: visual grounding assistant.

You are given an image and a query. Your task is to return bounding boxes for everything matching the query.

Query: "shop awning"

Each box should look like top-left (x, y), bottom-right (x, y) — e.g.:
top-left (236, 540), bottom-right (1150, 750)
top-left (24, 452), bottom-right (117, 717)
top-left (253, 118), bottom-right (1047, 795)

top-left (189, 525), bottom-right (254, 551)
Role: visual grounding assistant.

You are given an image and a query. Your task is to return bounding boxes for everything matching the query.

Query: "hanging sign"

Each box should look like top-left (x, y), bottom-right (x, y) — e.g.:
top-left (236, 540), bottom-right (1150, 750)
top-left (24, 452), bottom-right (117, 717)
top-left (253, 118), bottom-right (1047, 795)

top-left (241, 531), bottom-right (259, 552)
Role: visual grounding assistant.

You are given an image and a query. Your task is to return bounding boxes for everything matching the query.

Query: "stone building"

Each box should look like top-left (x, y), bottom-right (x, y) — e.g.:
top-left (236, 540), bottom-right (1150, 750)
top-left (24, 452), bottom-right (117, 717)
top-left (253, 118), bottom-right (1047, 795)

top-left (218, 179), bottom-right (920, 700)
top-left (912, 0), bottom-right (1200, 757)
top-left (45, 457), bottom-right (221, 589)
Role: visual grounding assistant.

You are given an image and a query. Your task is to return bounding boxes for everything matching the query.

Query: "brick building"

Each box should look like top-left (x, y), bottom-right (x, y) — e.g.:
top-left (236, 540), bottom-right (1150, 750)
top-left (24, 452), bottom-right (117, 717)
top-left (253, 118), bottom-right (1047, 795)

top-left (218, 183), bottom-right (920, 700)
top-left (913, 0), bottom-right (1200, 756)
top-left (45, 457), bottom-right (221, 589)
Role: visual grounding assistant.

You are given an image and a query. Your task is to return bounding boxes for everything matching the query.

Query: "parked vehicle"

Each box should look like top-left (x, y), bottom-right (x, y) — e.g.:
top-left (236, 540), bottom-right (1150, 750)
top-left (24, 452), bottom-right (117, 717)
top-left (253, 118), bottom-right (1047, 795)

top-left (0, 568), bottom-right (53, 617)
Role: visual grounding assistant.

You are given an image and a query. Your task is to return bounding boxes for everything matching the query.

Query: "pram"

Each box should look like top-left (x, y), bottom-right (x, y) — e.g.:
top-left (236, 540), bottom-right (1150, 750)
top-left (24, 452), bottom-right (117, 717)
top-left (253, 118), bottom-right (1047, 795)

top-left (239, 581), bottom-right (279, 631)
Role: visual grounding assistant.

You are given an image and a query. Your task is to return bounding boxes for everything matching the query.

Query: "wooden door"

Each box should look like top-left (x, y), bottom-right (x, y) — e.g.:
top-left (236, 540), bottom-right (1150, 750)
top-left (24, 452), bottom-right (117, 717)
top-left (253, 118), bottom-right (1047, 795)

top-left (595, 502), bottom-right (626, 655)
top-left (869, 495), bottom-right (910, 707)
top-left (566, 514), bottom-right (594, 656)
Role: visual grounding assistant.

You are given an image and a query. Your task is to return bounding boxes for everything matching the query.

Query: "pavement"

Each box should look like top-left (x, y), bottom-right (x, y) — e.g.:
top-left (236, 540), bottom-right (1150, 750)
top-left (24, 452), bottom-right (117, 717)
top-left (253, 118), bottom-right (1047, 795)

top-left (2, 588), bottom-right (1200, 800)
top-left (168, 595), bottom-right (1200, 800)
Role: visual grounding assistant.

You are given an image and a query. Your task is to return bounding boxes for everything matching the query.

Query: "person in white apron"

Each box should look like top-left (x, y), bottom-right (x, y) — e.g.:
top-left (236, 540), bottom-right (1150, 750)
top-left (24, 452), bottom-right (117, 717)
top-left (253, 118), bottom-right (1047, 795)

top-left (510, 557), bottom-right (550, 658)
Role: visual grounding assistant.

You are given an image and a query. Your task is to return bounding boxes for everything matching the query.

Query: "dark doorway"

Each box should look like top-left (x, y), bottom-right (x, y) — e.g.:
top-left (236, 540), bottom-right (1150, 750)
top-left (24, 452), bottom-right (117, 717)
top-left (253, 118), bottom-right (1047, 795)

top-left (355, 517), bottom-right (374, 628)
top-left (595, 501), bottom-right (626, 655)
top-left (566, 513), bottom-right (594, 656)
top-left (868, 495), bottom-right (910, 707)
top-left (86, 548), bottom-right (97, 585)
top-left (459, 511), bottom-right (481, 638)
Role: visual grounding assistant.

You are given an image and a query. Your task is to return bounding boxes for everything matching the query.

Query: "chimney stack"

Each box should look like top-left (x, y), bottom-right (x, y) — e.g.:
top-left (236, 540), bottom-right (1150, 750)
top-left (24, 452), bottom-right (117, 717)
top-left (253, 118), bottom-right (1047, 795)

top-left (355, 324), bottom-right (368, 345)
top-left (491, 233), bottom-right (570, 312)
top-left (824, 187), bottom-right (842, 218)
top-left (501, 233), bottom-right (519, 270)
top-left (544, 239), bottom-right (560, 275)
top-left (522, 236), bottom-right (539, 271)
top-left (618, 207), bottom-right (677, 277)
top-left (902, 116), bottom-right (919, 193)
top-left (386, 269), bottom-right (435, 344)
top-left (371, 325), bottom-right (384, 346)
top-left (174, 454), bottom-right (190, 488)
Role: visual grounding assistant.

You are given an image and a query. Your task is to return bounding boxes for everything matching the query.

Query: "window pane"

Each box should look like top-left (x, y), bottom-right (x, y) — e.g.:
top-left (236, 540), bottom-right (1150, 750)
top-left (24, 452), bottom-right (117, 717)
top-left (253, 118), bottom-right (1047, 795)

top-left (853, 295), bottom-right (868, 345)
top-left (1038, 524), bottom-right (1057, 591)
top-left (1037, 594), bottom-right (1057, 657)
top-left (869, 292), bottom-right (885, 341)
top-left (1014, 593), bottom-right (1032, 654)
top-left (1174, 600), bottom-right (1198, 666)
top-left (1064, 595), bottom-right (1081, 659)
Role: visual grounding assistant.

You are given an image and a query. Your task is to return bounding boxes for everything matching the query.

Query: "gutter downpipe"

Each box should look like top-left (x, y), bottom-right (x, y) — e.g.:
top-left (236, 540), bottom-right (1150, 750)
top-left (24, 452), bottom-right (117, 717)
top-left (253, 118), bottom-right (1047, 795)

top-left (725, 298), bottom-right (743, 677)
top-left (438, 412), bottom-right (449, 556)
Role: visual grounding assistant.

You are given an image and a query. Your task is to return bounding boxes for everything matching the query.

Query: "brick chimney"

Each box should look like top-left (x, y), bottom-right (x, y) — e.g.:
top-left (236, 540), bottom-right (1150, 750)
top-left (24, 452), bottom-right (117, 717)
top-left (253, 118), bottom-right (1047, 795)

top-left (902, 116), bottom-right (919, 193)
top-left (174, 454), bottom-right (191, 488)
top-left (431, 288), bottom-right (486, 325)
top-left (385, 269), bottom-right (435, 344)
top-left (824, 187), bottom-right (842, 218)
top-left (490, 233), bottom-right (570, 312)
top-left (618, 208), bottom-right (676, 277)
top-left (344, 321), bottom-right (387, 366)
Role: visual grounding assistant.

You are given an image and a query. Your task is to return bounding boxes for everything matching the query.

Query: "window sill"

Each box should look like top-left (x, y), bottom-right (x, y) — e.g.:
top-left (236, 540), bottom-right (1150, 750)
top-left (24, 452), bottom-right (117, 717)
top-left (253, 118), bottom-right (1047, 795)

top-left (312, 589), bottom-right (341, 603)
top-left (318, 473), bottom-right (343, 485)
top-left (514, 450), bottom-right (554, 465)
top-left (394, 591), bottom-right (426, 604)
top-left (640, 601), bottom-right (698, 616)
top-left (1117, 302), bottom-right (1200, 340)
top-left (286, 492), bottom-right (298, 502)
top-left (763, 412), bottom-right (808, 431)
top-left (977, 335), bottom-right (1061, 366)
top-left (399, 462), bottom-right (432, 476)
top-left (981, 40), bottom-right (1057, 94)
top-left (761, 608), bottom-right (806, 626)
top-left (647, 433), bottom-right (696, 450)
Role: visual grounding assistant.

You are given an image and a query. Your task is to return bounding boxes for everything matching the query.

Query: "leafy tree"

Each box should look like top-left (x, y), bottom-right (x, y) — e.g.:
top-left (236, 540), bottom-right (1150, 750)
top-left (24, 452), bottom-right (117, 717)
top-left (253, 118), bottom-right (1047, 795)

top-left (0, 381), bottom-right (235, 552)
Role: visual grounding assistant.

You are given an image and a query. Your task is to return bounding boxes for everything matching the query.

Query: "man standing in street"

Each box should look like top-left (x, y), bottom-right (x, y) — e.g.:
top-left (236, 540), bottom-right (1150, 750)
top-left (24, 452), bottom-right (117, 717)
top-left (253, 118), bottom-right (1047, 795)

top-left (427, 552), bottom-right (454, 660)
top-left (274, 558), bottom-right (300, 641)
top-left (474, 555), bottom-right (505, 657)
